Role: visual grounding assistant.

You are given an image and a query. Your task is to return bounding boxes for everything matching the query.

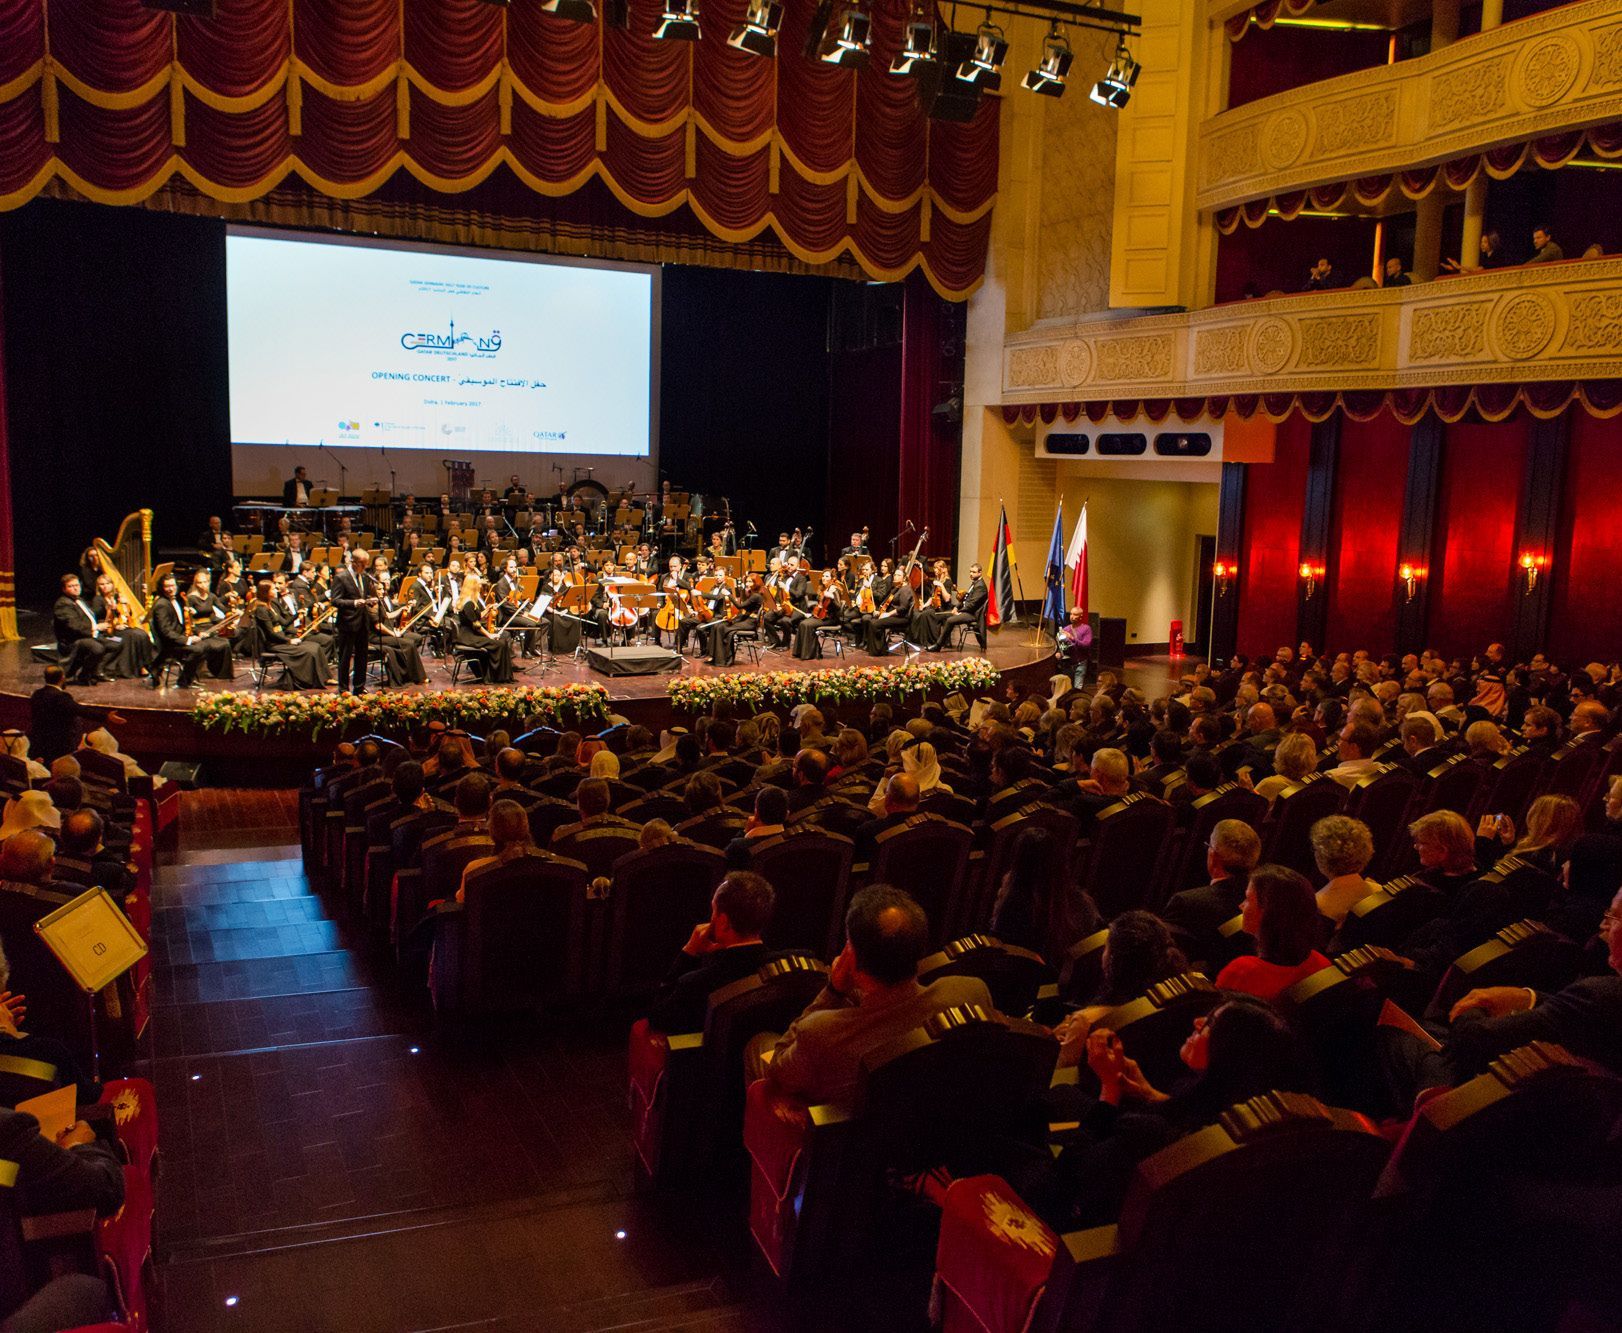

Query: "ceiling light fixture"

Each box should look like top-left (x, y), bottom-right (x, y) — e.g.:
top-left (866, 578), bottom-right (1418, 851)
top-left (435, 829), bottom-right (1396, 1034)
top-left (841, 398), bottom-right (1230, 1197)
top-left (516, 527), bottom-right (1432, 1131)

top-left (653, 0), bottom-right (701, 41)
top-left (729, 0), bottom-right (783, 56)
top-left (1089, 34), bottom-right (1139, 107)
top-left (1022, 24), bottom-right (1073, 96)
top-left (957, 16), bottom-right (1008, 91)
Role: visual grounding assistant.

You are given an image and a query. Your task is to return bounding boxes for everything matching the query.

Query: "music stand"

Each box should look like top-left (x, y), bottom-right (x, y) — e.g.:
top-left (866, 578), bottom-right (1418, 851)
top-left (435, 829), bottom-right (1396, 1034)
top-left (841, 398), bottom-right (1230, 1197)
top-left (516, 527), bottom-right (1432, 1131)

top-left (33, 888), bottom-right (149, 1079)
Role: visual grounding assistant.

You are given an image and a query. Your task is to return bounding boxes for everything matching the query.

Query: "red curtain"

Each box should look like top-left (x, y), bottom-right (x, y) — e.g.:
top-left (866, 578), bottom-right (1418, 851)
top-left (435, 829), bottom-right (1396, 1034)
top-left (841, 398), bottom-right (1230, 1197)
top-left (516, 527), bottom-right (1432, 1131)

top-left (898, 275), bottom-right (959, 555)
top-left (0, 0), bottom-right (997, 297)
top-left (1428, 416), bottom-right (1527, 658)
top-left (1237, 413), bottom-right (1311, 657)
top-left (1324, 412), bottom-right (1408, 655)
top-left (1548, 411), bottom-right (1622, 665)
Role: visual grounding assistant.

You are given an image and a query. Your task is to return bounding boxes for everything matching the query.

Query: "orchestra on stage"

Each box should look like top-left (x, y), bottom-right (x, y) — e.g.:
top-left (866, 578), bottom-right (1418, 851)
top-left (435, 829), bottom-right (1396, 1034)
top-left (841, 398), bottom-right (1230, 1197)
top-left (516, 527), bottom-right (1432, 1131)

top-left (49, 478), bottom-right (991, 692)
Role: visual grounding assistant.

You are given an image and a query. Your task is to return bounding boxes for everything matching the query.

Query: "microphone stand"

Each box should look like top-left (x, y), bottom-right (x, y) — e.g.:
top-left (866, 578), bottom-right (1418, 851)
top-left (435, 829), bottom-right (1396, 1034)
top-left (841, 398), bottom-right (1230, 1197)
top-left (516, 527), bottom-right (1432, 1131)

top-left (318, 441), bottom-right (348, 500)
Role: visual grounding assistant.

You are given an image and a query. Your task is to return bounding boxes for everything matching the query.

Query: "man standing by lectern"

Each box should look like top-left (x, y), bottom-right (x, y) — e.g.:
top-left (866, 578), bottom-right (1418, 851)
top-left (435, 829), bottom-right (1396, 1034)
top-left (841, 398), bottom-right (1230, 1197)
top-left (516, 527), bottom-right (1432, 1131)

top-left (332, 551), bottom-right (375, 694)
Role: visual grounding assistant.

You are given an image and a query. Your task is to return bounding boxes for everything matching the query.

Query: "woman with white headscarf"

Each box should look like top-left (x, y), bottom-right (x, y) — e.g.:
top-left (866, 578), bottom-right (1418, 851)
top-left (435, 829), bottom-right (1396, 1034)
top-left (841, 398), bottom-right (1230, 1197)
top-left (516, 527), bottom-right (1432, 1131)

top-left (867, 739), bottom-right (952, 814)
top-left (82, 728), bottom-right (159, 785)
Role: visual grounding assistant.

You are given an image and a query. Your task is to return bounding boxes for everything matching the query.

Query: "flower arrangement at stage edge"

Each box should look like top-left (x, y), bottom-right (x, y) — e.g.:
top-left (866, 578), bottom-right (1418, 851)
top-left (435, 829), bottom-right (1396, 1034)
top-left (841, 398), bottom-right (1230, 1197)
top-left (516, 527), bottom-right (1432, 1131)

top-left (189, 683), bottom-right (612, 739)
top-left (666, 658), bottom-right (1000, 714)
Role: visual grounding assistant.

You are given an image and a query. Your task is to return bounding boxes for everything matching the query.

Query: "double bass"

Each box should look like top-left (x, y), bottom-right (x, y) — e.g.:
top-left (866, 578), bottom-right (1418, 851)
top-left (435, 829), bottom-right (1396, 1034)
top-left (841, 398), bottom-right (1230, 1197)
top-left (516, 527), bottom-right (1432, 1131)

top-left (900, 526), bottom-right (929, 592)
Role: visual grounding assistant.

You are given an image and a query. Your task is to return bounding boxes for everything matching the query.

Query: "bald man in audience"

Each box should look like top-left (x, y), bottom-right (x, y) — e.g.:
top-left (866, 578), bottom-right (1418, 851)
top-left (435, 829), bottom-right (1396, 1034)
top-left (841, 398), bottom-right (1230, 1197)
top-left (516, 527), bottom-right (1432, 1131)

top-left (1052, 746), bottom-right (1133, 832)
top-left (853, 773), bottom-right (922, 861)
top-left (752, 886), bottom-right (993, 1106)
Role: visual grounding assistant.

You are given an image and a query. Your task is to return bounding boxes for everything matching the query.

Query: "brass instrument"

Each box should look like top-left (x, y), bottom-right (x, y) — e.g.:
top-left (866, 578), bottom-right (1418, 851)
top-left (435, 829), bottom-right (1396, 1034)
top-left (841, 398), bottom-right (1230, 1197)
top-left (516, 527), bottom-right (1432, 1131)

top-left (92, 509), bottom-right (156, 628)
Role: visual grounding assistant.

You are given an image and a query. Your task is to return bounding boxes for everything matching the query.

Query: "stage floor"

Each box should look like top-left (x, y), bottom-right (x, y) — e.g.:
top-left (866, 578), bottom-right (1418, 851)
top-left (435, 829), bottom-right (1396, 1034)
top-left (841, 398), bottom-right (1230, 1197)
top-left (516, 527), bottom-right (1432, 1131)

top-left (0, 607), bottom-right (1058, 712)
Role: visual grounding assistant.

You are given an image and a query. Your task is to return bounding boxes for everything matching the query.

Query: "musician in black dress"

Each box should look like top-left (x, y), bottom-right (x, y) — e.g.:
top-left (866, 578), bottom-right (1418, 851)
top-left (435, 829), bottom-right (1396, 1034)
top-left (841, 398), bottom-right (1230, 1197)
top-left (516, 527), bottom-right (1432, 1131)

top-left (251, 581), bottom-right (332, 690)
top-left (371, 558), bottom-right (428, 685)
top-left (150, 574), bottom-right (234, 687)
top-left (847, 559), bottom-right (881, 646)
top-left (52, 575), bottom-right (113, 685)
top-left (87, 575), bottom-right (156, 679)
top-left (454, 574), bottom-right (516, 683)
top-left (864, 572), bottom-right (915, 655)
top-left (763, 558), bottom-right (812, 649)
top-left (910, 559), bottom-right (957, 647)
top-left (539, 567), bottom-right (582, 655)
top-left (705, 575), bottom-right (763, 666)
top-left (794, 570), bottom-right (847, 659)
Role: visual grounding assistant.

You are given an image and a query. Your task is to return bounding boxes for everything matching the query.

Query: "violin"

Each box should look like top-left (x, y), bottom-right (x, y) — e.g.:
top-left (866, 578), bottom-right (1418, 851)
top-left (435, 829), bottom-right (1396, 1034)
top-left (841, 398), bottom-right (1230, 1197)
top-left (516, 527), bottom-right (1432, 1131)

top-left (608, 586), bottom-right (639, 629)
top-left (857, 581), bottom-right (876, 615)
top-left (931, 579), bottom-right (946, 609)
top-left (813, 582), bottom-right (844, 620)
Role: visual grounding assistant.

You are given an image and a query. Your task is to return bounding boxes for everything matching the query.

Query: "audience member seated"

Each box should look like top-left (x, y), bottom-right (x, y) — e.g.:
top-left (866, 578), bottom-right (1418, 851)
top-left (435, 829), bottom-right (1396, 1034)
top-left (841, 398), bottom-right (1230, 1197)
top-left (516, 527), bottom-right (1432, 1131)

top-left (1475, 793), bottom-right (1584, 877)
top-left (455, 800), bottom-right (538, 902)
top-left (725, 786), bottom-right (789, 866)
top-left (1, 730), bottom-right (48, 784)
top-left (1049, 746), bottom-right (1132, 830)
top-left (867, 740), bottom-right (951, 814)
top-left (1253, 732), bottom-right (1316, 800)
top-left (785, 749), bottom-right (830, 815)
top-left (1311, 815), bottom-right (1379, 927)
top-left (1393, 715), bottom-right (1449, 776)
top-left (549, 777), bottom-right (637, 847)
top-left (989, 826), bottom-right (1054, 955)
top-left (750, 885), bottom-right (994, 1106)
top-left (49, 808), bottom-right (133, 898)
top-left (645, 872), bottom-right (781, 1034)
top-left (1407, 810), bottom-right (1479, 903)
top-left (1161, 819), bottom-right (1262, 951)
top-left (1326, 722), bottom-right (1380, 788)
top-left (853, 773), bottom-right (922, 861)
top-left (1014, 996), bottom-right (1313, 1230)
top-left (0, 945), bottom-right (99, 1104)
top-left (1215, 866), bottom-right (1331, 1001)
top-left (1073, 911), bottom-right (1187, 1023)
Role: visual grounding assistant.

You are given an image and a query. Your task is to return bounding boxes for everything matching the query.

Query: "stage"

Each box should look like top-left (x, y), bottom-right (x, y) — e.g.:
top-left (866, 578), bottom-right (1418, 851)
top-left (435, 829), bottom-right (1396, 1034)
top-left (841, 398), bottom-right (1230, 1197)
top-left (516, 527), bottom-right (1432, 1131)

top-left (0, 609), bottom-right (1062, 783)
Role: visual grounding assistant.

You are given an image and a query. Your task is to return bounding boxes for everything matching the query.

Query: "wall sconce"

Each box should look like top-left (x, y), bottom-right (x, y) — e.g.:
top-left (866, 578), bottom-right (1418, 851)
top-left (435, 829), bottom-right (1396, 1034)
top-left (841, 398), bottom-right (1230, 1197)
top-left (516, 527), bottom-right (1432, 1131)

top-left (1213, 559), bottom-right (1236, 597)
top-left (1519, 551), bottom-right (1547, 594)
top-left (1298, 561), bottom-right (1323, 600)
top-left (1398, 561), bottom-right (1426, 602)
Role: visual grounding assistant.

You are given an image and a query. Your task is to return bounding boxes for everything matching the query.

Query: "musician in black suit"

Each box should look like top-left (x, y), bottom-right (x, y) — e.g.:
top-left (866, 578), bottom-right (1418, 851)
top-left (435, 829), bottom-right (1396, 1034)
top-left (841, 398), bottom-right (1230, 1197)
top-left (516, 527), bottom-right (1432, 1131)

top-left (864, 574), bottom-right (915, 655)
top-left (51, 575), bottom-right (113, 686)
top-left (331, 551), bottom-right (376, 694)
top-left (282, 465), bottom-right (311, 508)
top-left (840, 529), bottom-right (871, 561)
top-left (925, 564), bottom-right (988, 651)
top-left (149, 574), bottom-right (233, 687)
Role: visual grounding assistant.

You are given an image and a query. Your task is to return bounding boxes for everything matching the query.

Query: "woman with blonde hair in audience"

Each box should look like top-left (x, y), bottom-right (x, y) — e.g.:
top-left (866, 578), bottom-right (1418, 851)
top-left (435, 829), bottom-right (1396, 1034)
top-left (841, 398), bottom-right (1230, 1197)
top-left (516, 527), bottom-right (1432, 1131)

top-left (1254, 732), bottom-right (1319, 802)
top-left (638, 819), bottom-right (675, 851)
top-left (1464, 719), bottom-right (1511, 761)
top-left (1310, 815), bottom-right (1379, 926)
top-left (1477, 793), bottom-right (1584, 876)
top-left (827, 729), bottom-right (868, 782)
top-left (1407, 809), bottom-right (1479, 902)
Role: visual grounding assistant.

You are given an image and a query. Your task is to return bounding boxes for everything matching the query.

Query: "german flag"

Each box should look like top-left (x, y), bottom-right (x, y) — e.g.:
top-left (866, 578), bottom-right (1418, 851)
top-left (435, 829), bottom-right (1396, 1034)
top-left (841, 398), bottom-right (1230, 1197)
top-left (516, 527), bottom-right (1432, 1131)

top-left (986, 504), bottom-right (1016, 629)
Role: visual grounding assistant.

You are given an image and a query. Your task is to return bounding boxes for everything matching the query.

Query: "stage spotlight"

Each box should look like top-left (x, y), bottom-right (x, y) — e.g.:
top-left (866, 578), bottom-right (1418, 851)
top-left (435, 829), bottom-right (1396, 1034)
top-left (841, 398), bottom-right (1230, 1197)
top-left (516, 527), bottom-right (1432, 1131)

top-left (956, 19), bottom-right (1008, 91)
top-left (891, 17), bottom-right (940, 76)
top-left (541, 0), bottom-right (598, 21)
top-left (1089, 36), bottom-right (1140, 107)
top-left (728, 0), bottom-right (784, 57)
top-left (654, 0), bottom-right (701, 41)
top-left (1022, 26), bottom-right (1073, 96)
top-left (818, 4), bottom-right (873, 66)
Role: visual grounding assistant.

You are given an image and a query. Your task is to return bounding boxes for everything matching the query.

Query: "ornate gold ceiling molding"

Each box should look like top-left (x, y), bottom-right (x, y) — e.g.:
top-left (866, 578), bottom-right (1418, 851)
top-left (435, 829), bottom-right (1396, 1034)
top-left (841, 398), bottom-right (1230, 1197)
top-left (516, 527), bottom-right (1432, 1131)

top-left (1002, 258), bottom-right (1622, 401)
top-left (1195, 1), bottom-right (1622, 213)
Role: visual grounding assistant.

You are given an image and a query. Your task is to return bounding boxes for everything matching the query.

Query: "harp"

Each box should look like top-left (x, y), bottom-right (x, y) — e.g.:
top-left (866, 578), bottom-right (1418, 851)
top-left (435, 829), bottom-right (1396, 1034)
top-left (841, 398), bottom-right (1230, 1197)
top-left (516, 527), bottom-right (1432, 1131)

top-left (92, 509), bottom-right (156, 627)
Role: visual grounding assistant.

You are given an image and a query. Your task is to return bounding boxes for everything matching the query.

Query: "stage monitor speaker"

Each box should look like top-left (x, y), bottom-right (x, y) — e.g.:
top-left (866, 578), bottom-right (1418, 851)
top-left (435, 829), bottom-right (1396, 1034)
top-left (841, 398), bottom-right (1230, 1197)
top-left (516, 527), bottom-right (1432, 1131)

top-left (157, 760), bottom-right (203, 789)
top-left (586, 645), bottom-right (682, 677)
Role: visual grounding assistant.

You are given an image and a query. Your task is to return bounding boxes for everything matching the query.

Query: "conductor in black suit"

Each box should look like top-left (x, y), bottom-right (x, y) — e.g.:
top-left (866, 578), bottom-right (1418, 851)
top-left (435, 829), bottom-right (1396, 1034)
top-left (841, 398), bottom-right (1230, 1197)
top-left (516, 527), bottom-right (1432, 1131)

top-left (51, 575), bottom-right (113, 686)
top-left (282, 465), bottom-right (311, 508)
top-left (331, 551), bottom-right (376, 694)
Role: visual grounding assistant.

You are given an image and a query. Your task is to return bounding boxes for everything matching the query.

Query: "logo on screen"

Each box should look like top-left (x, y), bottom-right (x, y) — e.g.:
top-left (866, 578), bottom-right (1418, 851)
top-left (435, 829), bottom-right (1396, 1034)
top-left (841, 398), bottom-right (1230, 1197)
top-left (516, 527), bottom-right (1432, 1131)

top-left (400, 320), bottom-right (503, 359)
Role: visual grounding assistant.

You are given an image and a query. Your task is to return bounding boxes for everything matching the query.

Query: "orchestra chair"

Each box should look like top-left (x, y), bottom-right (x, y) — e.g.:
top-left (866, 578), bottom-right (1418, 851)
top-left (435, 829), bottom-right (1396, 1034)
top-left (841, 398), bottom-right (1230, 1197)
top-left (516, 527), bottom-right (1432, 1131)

top-left (727, 626), bottom-right (765, 666)
top-left (27, 644), bottom-right (67, 668)
top-left (629, 954), bottom-right (828, 1190)
top-left (1343, 765), bottom-right (1421, 881)
top-left (1164, 784), bottom-right (1267, 903)
top-left (1330, 875), bottom-right (1445, 953)
top-left (745, 1006), bottom-right (1058, 1283)
top-left (426, 850), bottom-right (589, 1015)
top-left (1073, 794), bottom-right (1176, 925)
top-left (932, 1092), bottom-right (1388, 1333)
top-left (813, 623), bottom-right (846, 658)
top-left (447, 645), bottom-right (492, 686)
top-left (1279, 946), bottom-right (1416, 1113)
top-left (1054, 972), bottom-right (1221, 1093)
top-left (599, 843), bottom-right (727, 998)
top-left (965, 806), bottom-right (1079, 941)
top-left (1259, 773), bottom-right (1347, 881)
top-left (945, 604), bottom-right (990, 653)
top-left (861, 817), bottom-right (976, 949)
top-left (745, 830), bottom-right (854, 957)
top-left (1429, 919), bottom-right (1586, 1019)
top-left (918, 934), bottom-right (1056, 1017)
top-left (1475, 747), bottom-right (1545, 828)
top-left (1367, 1043), bottom-right (1622, 1333)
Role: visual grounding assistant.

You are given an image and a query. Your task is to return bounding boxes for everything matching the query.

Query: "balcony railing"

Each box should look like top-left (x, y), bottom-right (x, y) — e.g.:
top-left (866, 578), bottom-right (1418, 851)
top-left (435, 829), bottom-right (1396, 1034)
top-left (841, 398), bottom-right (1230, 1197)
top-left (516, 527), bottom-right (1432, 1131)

top-left (1195, 0), bottom-right (1622, 214)
top-left (1002, 256), bottom-right (1622, 402)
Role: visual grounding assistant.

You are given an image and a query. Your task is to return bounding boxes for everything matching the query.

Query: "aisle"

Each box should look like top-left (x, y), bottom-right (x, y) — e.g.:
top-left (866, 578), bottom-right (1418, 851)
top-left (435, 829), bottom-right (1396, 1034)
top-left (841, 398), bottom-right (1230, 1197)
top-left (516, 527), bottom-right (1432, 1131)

top-left (143, 792), bottom-right (760, 1332)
